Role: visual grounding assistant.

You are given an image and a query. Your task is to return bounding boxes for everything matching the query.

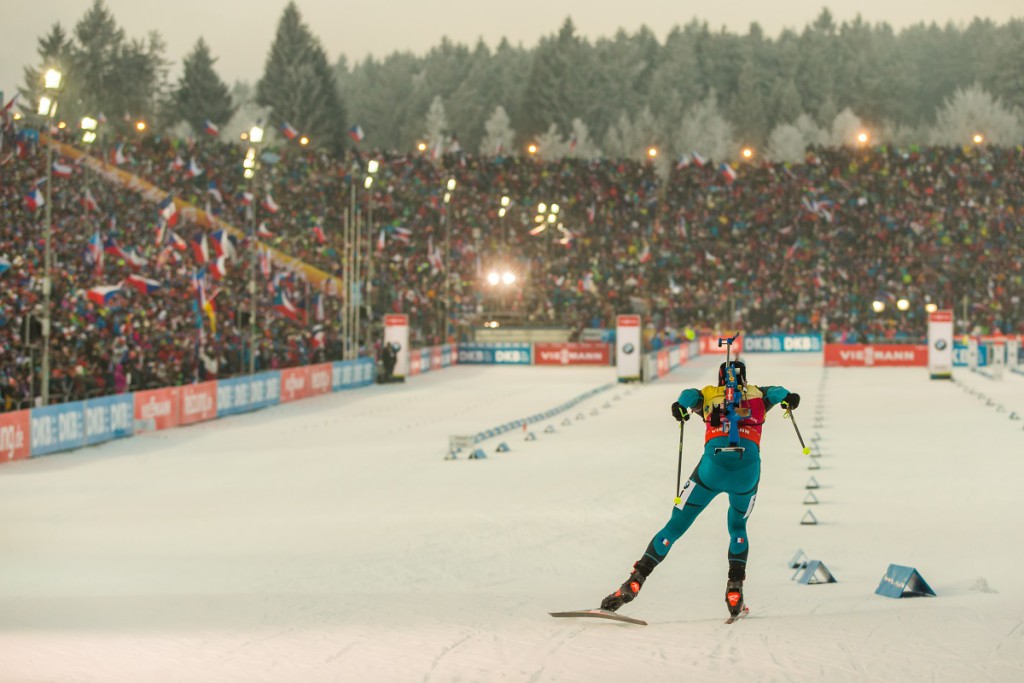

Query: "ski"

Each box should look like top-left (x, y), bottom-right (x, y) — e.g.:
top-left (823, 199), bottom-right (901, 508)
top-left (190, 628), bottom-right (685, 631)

top-left (549, 609), bottom-right (648, 626)
top-left (724, 606), bottom-right (750, 624)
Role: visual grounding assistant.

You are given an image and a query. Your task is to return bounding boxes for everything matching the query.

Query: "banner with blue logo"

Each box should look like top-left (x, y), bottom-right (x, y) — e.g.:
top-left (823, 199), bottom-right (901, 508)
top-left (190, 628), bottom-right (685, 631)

top-left (217, 371), bottom-right (282, 418)
top-left (743, 334), bottom-right (823, 353)
top-left (31, 402), bottom-right (87, 457)
top-left (333, 358), bottom-right (376, 390)
top-left (83, 394), bottom-right (135, 446)
top-left (457, 342), bottom-right (532, 365)
top-left (953, 342), bottom-right (988, 367)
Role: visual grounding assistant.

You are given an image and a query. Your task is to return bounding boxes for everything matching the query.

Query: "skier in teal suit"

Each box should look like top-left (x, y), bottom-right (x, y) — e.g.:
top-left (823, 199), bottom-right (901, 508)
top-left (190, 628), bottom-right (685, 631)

top-left (600, 359), bottom-right (799, 619)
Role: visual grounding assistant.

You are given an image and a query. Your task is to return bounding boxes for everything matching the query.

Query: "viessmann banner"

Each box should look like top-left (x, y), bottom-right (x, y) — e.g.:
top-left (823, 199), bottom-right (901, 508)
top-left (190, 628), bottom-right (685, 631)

top-left (534, 343), bottom-right (611, 366)
top-left (824, 344), bottom-right (929, 367)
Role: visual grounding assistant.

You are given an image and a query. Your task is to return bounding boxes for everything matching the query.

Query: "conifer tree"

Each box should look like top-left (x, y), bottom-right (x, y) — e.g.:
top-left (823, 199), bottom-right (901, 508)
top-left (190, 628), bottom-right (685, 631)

top-left (257, 1), bottom-right (346, 149)
top-left (170, 38), bottom-right (236, 136)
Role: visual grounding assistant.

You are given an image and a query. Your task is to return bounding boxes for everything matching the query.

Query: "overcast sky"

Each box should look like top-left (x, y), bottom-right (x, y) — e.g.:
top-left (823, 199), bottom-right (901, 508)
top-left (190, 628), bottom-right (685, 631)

top-left (4, 0), bottom-right (1022, 103)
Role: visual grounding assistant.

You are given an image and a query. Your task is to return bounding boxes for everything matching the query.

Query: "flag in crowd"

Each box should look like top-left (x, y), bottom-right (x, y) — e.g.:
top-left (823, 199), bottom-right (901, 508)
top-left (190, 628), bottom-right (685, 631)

top-left (210, 255), bottom-right (228, 280)
top-left (52, 161), bottom-right (73, 178)
top-left (348, 125), bottom-right (365, 142)
top-left (191, 233), bottom-right (209, 264)
top-left (158, 194), bottom-right (178, 227)
top-left (187, 157), bottom-right (204, 178)
top-left (257, 221), bottom-right (274, 238)
top-left (720, 163), bottom-right (737, 183)
top-left (692, 151), bottom-right (707, 168)
top-left (112, 144), bottom-right (127, 165)
top-left (210, 230), bottom-right (237, 260)
top-left (391, 226), bottom-right (411, 243)
top-left (207, 181), bottom-right (223, 204)
top-left (123, 247), bottom-right (147, 271)
top-left (81, 187), bottom-right (99, 212)
top-left (377, 229), bottom-right (386, 251)
top-left (171, 155), bottom-right (185, 171)
top-left (85, 231), bottom-right (104, 273)
top-left (262, 192), bottom-right (280, 214)
top-left (0, 256), bottom-right (11, 276)
top-left (280, 122), bottom-right (298, 140)
top-left (203, 120), bottom-right (219, 136)
top-left (103, 236), bottom-right (127, 260)
top-left (241, 191), bottom-right (254, 205)
top-left (259, 246), bottom-right (272, 279)
top-left (86, 284), bottom-right (122, 306)
top-left (24, 186), bottom-right (44, 210)
top-left (124, 274), bottom-right (162, 295)
top-left (273, 288), bottom-right (299, 320)
top-left (310, 224), bottom-right (326, 245)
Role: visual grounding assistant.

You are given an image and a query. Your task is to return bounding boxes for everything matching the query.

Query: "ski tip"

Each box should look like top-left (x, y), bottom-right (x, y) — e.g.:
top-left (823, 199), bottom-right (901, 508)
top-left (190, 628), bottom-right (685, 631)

top-left (724, 606), bottom-right (750, 624)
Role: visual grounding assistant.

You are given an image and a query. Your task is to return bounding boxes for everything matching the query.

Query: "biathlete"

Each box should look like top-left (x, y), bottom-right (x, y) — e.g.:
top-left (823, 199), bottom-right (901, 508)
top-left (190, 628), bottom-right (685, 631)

top-left (599, 359), bottom-right (800, 619)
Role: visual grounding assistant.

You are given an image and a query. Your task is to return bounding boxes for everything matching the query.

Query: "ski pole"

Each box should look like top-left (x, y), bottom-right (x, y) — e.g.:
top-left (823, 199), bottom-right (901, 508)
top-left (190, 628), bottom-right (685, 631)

top-left (673, 411), bottom-right (688, 504)
top-left (782, 401), bottom-right (811, 455)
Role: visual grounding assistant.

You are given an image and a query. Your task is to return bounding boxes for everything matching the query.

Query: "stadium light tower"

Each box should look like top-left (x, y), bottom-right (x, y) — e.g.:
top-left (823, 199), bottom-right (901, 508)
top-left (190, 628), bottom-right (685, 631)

top-left (37, 66), bottom-right (62, 407)
top-left (244, 123), bottom-right (264, 374)
top-left (442, 177), bottom-right (457, 342)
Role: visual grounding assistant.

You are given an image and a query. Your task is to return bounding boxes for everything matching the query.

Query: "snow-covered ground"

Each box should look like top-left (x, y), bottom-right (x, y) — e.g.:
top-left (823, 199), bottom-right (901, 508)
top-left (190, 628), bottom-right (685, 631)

top-left (1, 356), bottom-right (1022, 682)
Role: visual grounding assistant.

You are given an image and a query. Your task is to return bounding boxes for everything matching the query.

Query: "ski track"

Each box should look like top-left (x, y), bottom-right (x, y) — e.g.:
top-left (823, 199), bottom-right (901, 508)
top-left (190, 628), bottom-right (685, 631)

top-left (1, 361), bottom-right (1023, 681)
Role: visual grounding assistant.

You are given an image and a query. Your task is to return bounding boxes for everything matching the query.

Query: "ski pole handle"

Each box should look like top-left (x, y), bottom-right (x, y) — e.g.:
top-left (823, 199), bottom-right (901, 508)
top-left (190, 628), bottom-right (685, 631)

top-left (781, 401), bottom-right (810, 455)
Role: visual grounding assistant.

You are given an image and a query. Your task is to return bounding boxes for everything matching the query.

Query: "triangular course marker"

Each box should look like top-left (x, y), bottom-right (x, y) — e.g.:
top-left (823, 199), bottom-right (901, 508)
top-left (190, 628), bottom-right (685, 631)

top-left (788, 548), bottom-right (809, 569)
top-left (562, 418), bottom-right (572, 427)
top-left (468, 448), bottom-right (487, 460)
top-left (806, 476), bottom-right (820, 489)
top-left (803, 491), bottom-right (819, 505)
top-left (800, 510), bottom-right (818, 525)
top-left (545, 425), bottom-right (557, 434)
top-left (575, 413), bottom-right (586, 420)
top-left (808, 459), bottom-right (821, 470)
top-left (797, 560), bottom-right (837, 585)
top-left (524, 432), bottom-right (537, 441)
top-left (495, 442), bottom-right (510, 453)
top-left (875, 564), bottom-right (936, 598)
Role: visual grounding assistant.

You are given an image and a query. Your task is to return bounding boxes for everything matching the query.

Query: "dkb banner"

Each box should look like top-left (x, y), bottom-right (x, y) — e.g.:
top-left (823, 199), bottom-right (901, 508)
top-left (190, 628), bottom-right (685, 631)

top-left (30, 402), bottom-right (87, 457)
top-left (457, 342), bottom-right (532, 365)
top-left (83, 394), bottom-right (134, 446)
top-left (743, 334), bottom-right (823, 353)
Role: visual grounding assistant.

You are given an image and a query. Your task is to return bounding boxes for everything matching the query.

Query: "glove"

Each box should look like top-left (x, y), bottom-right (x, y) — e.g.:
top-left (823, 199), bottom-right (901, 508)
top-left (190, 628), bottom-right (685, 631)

top-left (782, 393), bottom-right (800, 410)
top-left (670, 401), bottom-right (689, 422)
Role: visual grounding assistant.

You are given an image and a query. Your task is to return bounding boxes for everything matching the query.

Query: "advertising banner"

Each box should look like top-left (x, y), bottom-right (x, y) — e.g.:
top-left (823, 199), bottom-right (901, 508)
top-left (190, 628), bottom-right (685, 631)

top-left (409, 349), bottom-right (424, 376)
top-left (332, 358), bottom-right (376, 391)
top-left (308, 363), bottom-right (333, 397)
top-left (440, 344), bottom-right (455, 367)
top-left (280, 366), bottom-right (312, 403)
top-left (84, 394), bottom-right (134, 446)
top-left (216, 372), bottom-right (281, 417)
top-left (534, 343), bottom-right (611, 366)
top-left (180, 381), bottom-right (218, 426)
top-left (30, 402), bottom-right (86, 457)
top-left (824, 344), bottom-right (929, 367)
top-left (699, 334), bottom-right (744, 355)
top-left (927, 310), bottom-right (954, 379)
top-left (457, 342), bottom-right (532, 365)
top-left (430, 346), bottom-right (443, 371)
top-left (616, 315), bottom-right (642, 381)
top-left (134, 387), bottom-right (181, 432)
top-left (743, 334), bottom-right (823, 353)
top-left (0, 410), bottom-right (31, 462)
top-left (384, 314), bottom-right (410, 378)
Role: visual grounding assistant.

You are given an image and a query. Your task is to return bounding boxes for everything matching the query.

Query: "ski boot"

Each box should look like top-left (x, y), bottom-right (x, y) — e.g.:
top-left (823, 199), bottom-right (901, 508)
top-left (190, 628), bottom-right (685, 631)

top-left (725, 579), bottom-right (744, 618)
top-left (600, 562), bottom-right (647, 612)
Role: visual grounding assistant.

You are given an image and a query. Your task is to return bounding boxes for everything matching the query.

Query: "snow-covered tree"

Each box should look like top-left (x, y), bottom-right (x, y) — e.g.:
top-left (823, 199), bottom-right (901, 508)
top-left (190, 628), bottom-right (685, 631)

top-left (766, 123), bottom-right (807, 163)
top-left (424, 95), bottom-right (449, 153)
top-left (674, 91), bottom-right (734, 163)
top-left (479, 105), bottom-right (515, 156)
top-left (566, 118), bottom-right (600, 160)
top-left (829, 107), bottom-right (864, 147)
top-left (929, 83), bottom-right (1024, 146)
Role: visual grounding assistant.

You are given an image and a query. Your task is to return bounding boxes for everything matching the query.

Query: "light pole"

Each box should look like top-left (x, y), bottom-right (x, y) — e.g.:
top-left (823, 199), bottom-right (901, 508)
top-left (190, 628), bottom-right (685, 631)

top-left (499, 195), bottom-right (511, 251)
top-left (442, 177), bottom-right (456, 343)
top-left (37, 67), bottom-right (62, 406)
top-left (364, 159), bottom-right (379, 345)
top-left (243, 123), bottom-right (264, 374)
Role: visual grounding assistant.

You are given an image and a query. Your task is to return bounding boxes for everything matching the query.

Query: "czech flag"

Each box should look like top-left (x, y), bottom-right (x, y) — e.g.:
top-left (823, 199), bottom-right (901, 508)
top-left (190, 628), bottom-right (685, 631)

top-left (191, 233), bottom-right (209, 264)
top-left (52, 161), bottom-right (73, 178)
top-left (123, 248), bottom-right (148, 271)
top-left (210, 254), bottom-right (228, 280)
top-left (104, 236), bottom-right (128, 259)
top-left (171, 155), bottom-right (185, 171)
top-left (158, 195), bottom-right (178, 227)
top-left (348, 124), bottom-right (365, 142)
top-left (87, 285), bottom-right (122, 306)
top-left (207, 180), bottom-right (223, 204)
top-left (203, 120), bottom-right (220, 136)
top-left (280, 122), bottom-right (298, 140)
top-left (187, 157), bottom-right (204, 178)
top-left (391, 226), bottom-right (411, 243)
top-left (262, 193), bottom-right (280, 214)
top-left (210, 230), bottom-right (237, 259)
top-left (257, 221), bottom-right (274, 238)
top-left (273, 289), bottom-right (299, 320)
top-left (24, 187), bottom-right (44, 210)
top-left (692, 151), bottom-right (707, 168)
top-left (112, 144), bottom-right (127, 165)
top-left (85, 232), bottom-right (104, 270)
top-left (81, 187), bottom-right (100, 212)
top-left (720, 163), bottom-right (737, 183)
top-left (125, 274), bottom-right (162, 295)
top-left (310, 225), bottom-right (326, 244)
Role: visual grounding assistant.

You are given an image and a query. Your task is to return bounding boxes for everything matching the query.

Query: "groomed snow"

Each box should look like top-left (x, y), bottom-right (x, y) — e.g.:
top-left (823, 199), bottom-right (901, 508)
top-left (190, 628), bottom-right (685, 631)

top-left (1, 356), bottom-right (1022, 682)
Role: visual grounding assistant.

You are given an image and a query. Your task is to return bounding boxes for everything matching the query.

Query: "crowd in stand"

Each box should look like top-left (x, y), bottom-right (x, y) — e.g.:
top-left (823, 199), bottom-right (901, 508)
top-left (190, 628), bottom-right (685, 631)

top-left (2, 114), bottom-right (1022, 410)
